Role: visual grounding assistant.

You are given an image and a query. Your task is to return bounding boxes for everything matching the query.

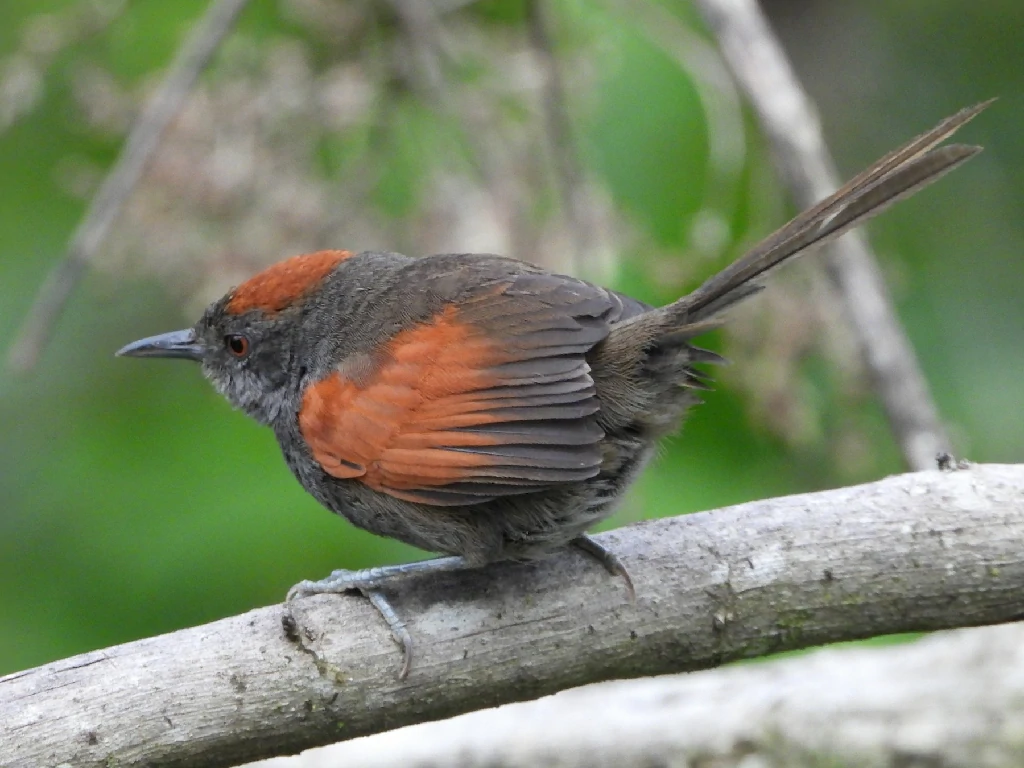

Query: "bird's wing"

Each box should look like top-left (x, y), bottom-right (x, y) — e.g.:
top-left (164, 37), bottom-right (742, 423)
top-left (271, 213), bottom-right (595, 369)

top-left (298, 272), bottom-right (622, 506)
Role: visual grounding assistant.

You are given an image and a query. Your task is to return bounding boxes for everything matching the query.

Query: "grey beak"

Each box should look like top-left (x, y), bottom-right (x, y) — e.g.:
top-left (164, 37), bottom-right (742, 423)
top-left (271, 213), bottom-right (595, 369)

top-left (116, 328), bottom-right (205, 362)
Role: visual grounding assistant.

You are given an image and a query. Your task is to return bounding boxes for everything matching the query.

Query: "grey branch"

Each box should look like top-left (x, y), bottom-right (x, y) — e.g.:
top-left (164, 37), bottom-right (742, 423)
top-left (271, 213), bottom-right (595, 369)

top-left (692, 0), bottom-right (953, 469)
top-left (263, 622), bottom-right (1024, 768)
top-left (6, 0), bottom-right (251, 373)
top-left (3, 464), bottom-right (1024, 768)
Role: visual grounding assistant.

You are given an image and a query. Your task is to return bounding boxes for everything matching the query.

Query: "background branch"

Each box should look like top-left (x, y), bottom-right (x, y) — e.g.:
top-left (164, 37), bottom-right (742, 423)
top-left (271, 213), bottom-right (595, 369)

top-left (692, 0), bottom-right (953, 469)
top-left (257, 621), bottom-right (1024, 767)
top-left (5, 0), bottom-right (250, 373)
top-left (3, 464), bottom-right (1023, 768)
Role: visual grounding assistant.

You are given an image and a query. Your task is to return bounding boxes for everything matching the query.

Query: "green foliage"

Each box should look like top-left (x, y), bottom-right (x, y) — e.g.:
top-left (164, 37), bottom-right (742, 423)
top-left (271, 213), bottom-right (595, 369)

top-left (586, 22), bottom-right (708, 247)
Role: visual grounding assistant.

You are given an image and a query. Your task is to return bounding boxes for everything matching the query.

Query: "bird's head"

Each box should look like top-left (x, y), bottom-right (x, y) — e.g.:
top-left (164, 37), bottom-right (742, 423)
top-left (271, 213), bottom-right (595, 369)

top-left (117, 250), bottom-right (351, 426)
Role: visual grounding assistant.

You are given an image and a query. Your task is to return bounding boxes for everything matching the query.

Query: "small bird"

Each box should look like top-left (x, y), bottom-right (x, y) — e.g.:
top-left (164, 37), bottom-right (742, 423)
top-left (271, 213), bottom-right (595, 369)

top-left (118, 103), bottom-right (986, 677)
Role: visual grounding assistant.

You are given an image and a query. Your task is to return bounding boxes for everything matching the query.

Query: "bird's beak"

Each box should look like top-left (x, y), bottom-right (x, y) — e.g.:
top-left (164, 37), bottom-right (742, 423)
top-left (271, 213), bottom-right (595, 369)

top-left (116, 329), bottom-right (205, 362)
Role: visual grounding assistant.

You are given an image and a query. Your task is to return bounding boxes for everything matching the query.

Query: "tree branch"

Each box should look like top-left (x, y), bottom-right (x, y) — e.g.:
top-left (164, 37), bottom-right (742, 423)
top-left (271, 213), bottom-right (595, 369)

top-left (691, 0), bottom-right (954, 470)
top-left (3, 464), bottom-right (1024, 768)
top-left (272, 621), bottom-right (1024, 767)
top-left (6, 0), bottom-right (251, 373)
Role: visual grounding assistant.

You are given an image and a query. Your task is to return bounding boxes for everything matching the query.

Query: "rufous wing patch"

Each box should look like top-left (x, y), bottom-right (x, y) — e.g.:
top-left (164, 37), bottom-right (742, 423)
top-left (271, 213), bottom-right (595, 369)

top-left (227, 250), bottom-right (351, 315)
top-left (298, 291), bottom-right (608, 507)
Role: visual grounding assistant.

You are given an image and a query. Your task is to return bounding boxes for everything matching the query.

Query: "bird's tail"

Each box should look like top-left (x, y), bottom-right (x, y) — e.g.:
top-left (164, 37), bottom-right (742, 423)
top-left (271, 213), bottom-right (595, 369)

top-left (591, 102), bottom-right (989, 435)
top-left (666, 100), bottom-right (990, 327)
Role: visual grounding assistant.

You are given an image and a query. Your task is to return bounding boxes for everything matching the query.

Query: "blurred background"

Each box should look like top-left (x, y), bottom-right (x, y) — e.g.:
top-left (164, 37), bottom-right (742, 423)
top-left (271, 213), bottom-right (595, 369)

top-left (1, 0), bottom-right (1021, 677)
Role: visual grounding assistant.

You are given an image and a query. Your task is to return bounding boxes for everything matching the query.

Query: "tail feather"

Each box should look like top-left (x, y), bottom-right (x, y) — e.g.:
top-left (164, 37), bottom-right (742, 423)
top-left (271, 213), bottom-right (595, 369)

top-left (672, 100), bottom-right (991, 323)
top-left (591, 102), bottom-right (988, 436)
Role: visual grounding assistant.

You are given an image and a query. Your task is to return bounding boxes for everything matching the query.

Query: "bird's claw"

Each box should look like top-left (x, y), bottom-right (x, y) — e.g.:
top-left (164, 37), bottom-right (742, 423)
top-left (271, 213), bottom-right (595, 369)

top-left (284, 565), bottom-right (426, 680)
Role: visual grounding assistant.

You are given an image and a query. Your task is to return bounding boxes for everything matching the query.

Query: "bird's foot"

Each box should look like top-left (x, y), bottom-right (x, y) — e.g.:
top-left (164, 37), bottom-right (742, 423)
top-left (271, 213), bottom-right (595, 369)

top-left (284, 541), bottom-right (631, 679)
top-left (285, 556), bottom-right (465, 680)
top-left (572, 534), bottom-right (636, 601)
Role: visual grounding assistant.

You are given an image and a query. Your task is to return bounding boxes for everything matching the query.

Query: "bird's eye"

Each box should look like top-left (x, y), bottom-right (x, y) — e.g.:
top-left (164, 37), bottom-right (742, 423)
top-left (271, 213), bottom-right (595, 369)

top-left (225, 334), bottom-right (250, 358)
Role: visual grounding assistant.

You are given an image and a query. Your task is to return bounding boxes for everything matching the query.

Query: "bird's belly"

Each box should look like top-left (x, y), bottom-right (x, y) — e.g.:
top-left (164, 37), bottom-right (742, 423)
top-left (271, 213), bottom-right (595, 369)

top-left (280, 423), bottom-right (657, 564)
top-left (319, 480), bottom-right (618, 565)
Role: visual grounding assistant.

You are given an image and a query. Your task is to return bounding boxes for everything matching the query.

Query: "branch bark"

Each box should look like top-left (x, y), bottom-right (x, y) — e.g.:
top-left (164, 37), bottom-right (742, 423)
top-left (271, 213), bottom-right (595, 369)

top-left (692, 0), bottom-right (953, 470)
top-left (3, 464), bottom-right (1024, 768)
top-left (264, 621), bottom-right (1024, 767)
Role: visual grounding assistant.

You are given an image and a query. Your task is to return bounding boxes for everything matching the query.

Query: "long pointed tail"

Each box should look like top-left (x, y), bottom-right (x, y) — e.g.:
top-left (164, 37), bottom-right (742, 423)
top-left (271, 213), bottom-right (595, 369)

top-left (670, 100), bottom-right (991, 323)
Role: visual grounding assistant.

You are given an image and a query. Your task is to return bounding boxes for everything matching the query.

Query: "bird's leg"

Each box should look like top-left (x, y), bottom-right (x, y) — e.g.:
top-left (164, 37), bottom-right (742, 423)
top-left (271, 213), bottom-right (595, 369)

top-left (285, 556), bottom-right (466, 679)
top-left (287, 556), bottom-right (467, 598)
top-left (572, 534), bottom-right (636, 601)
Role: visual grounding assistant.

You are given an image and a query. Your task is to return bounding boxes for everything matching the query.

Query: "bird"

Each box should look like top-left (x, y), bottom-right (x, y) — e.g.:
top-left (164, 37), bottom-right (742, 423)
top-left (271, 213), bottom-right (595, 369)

top-left (117, 102), bottom-right (987, 678)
